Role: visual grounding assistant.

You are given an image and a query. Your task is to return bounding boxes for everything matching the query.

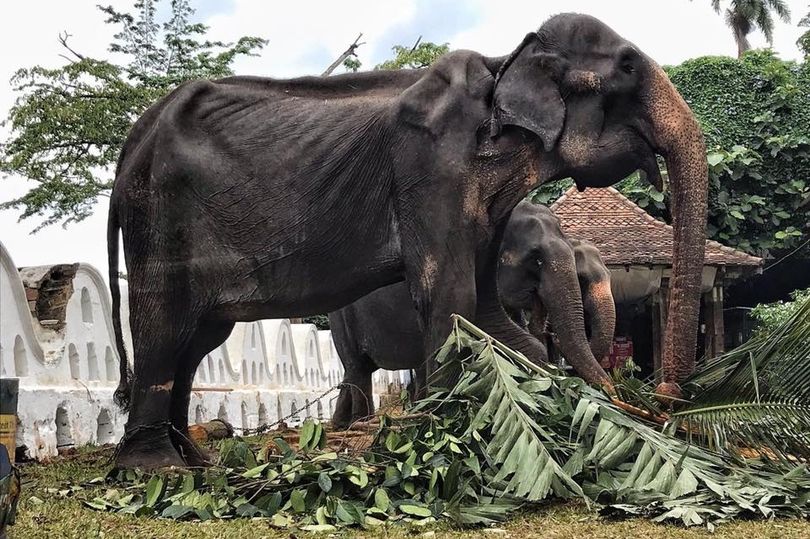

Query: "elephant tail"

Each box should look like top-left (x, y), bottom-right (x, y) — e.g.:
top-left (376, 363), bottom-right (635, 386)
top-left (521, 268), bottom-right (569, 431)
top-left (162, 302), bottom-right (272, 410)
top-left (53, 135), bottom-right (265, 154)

top-left (108, 201), bottom-right (132, 411)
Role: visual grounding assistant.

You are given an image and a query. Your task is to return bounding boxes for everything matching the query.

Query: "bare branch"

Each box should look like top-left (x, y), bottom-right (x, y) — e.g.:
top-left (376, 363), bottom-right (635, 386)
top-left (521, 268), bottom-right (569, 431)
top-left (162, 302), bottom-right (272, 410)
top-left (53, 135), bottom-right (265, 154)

top-left (322, 33), bottom-right (365, 77)
top-left (410, 35), bottom-right (422, 53)
top-left (57, 32), bottom-right (86, 61)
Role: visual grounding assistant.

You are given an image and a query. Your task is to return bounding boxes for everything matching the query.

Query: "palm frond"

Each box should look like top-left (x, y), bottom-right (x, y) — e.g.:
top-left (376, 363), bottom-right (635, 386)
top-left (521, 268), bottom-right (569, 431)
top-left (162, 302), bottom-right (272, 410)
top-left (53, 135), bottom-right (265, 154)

top-left (440, 319), bottom-right (584, 501)
top-left (435, 316), bottom-right (810, 527)
top-left (764, 0), bottom-right (792, 22)
top-left (675, 294), bottom-right (810, 461)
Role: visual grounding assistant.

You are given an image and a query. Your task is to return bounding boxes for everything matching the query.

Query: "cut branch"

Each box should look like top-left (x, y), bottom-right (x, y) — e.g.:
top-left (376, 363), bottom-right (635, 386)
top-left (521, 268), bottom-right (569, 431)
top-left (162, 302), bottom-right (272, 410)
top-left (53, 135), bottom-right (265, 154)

top-left (58, 32), bottom-right (85, 62)
top-left (322, 33), bottom-right (365, 77)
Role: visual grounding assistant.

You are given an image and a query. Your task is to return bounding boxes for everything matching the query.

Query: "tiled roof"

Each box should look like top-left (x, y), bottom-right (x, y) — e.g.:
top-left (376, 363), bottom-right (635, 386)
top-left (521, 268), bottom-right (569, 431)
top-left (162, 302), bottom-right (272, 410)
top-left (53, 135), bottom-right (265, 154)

top-left (550, 187), bottom-right (763, 268)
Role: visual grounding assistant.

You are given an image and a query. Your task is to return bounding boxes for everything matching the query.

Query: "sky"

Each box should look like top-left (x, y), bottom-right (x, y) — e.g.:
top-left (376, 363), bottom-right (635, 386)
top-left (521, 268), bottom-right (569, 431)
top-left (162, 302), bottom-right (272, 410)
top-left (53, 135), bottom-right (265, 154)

top-left (0, 0), bottom-right (808, 278)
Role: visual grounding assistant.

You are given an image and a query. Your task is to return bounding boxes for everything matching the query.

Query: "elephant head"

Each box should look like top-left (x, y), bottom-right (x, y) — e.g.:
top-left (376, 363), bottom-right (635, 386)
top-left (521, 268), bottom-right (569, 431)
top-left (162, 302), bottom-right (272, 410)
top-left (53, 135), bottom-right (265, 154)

top-left (492, 14), bottom-right (708, 398)
top-left (570, 239), bottom-right (616, 364)
top-left (499, 202), bottom-right (611, 386)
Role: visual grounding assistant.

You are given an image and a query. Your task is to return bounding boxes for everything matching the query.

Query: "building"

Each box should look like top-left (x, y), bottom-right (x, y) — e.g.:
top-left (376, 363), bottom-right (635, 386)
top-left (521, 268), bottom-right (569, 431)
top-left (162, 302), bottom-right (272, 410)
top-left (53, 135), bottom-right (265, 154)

top-left (551, 187), bottom-right (763, 377)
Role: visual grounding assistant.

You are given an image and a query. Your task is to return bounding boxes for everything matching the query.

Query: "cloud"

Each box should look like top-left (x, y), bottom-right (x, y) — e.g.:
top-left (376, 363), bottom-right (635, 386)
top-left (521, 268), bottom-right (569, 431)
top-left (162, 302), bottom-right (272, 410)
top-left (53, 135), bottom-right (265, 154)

top-left (366, 0), bottom-right (481, 66)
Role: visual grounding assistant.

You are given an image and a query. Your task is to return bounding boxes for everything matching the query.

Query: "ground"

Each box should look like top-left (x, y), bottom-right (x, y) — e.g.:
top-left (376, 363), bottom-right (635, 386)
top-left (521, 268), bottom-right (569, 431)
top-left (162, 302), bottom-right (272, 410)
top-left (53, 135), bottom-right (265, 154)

top-left (9, 445), bottom-right (810, 539)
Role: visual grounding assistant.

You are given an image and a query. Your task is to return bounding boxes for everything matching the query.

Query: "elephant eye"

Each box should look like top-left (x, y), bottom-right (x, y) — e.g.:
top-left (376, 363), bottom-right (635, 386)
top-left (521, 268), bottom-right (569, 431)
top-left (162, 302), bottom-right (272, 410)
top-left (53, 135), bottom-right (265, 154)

top-left (621, 62), bottom-right (635, 75)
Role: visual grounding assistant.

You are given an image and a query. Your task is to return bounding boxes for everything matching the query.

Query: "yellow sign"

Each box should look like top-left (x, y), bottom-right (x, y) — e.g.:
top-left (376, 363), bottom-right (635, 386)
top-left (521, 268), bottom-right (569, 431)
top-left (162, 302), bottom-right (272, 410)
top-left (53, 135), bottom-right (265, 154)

top-left (0, 415), bottom-right (16, 464)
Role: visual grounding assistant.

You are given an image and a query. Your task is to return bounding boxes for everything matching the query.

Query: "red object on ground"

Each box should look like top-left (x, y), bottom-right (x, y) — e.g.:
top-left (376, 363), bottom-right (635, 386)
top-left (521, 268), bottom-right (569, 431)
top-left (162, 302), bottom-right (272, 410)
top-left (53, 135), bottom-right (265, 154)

top-left (603, 336), bottom-right (633, 370)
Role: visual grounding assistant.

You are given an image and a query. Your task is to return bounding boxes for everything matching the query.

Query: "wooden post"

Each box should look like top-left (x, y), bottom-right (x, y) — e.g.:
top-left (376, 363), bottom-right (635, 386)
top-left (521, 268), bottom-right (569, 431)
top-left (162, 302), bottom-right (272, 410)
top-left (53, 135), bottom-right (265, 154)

top-left (702, 283), bottom-right (726, 360)
top-left (652, 278), bottom-right (669, 383)
top-left (703, 290), bottom-right (713, 360)
top-left (0, 379), bottom-right (18, 463)
top-left (651, 296), bottom-right (662, 381)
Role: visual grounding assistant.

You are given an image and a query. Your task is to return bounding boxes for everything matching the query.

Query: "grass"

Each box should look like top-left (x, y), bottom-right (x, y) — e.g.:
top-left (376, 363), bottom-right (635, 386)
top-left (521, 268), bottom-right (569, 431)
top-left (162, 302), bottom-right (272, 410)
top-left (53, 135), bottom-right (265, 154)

top-left (8, 444), bottom-right (810, 539)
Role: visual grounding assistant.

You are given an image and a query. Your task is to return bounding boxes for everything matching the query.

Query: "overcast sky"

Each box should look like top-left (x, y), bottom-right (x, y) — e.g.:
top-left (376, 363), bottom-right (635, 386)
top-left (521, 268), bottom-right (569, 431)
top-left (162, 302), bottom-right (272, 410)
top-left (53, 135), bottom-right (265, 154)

top-left (1, 0), bottom-right (808, 278)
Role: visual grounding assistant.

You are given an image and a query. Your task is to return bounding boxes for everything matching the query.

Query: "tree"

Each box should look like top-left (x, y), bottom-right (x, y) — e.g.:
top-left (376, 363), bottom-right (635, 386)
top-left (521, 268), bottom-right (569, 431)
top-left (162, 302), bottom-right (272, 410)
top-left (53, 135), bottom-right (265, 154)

top-left (706, 0), bottom-right (791, 57)
top-left (799, 6), bottom-right (810, 56)
top-left (0, 0), bottom-right (265, 229)
top-left (375, 38), bottom-right (449, 70)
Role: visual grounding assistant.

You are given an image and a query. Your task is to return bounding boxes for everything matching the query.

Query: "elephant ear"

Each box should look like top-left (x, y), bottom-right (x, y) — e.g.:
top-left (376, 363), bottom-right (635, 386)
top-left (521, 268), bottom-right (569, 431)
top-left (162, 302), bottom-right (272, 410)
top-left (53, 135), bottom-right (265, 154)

top-left (491, 33), bottom-right (567, 151)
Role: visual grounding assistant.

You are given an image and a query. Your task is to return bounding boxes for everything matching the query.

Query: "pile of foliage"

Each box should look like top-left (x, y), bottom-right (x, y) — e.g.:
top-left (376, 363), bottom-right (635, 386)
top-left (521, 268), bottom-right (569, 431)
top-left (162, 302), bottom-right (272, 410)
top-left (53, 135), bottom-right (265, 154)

top-left (88, 313), bottom-right (810, 531)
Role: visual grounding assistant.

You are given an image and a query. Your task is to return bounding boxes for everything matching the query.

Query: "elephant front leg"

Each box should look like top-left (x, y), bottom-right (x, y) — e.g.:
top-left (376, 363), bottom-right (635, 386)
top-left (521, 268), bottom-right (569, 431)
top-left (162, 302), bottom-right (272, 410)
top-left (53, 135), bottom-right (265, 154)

top-left (403, 241), bottom-right (478, 388)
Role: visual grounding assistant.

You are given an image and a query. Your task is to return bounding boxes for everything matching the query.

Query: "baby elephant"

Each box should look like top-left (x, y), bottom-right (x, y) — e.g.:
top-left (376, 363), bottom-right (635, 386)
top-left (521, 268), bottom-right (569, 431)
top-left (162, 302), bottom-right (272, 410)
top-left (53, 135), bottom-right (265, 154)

top-left (328, 201), bottom-right (616, 428)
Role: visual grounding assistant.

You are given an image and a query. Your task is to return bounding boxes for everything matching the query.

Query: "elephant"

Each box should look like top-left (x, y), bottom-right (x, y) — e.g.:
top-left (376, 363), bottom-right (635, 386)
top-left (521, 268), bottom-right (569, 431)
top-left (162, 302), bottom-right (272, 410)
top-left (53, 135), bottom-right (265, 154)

top-left (107, 13), bottom-right (707, 468)
top-left (525, 237), bottom-right (616, 369)
top-left (329, 201), bottom-right (617, 428)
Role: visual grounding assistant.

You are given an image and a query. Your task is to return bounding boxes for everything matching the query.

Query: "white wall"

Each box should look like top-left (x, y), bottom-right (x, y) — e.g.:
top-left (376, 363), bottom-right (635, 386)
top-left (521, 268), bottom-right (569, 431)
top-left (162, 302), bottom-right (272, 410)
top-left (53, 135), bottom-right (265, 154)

top-left (0, 240), bottom-right (408, 460)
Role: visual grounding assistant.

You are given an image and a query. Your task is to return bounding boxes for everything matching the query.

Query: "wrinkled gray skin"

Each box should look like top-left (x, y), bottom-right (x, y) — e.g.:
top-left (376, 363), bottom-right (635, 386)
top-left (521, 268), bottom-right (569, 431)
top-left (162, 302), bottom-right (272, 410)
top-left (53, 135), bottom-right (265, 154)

top-left (329, 201), bottom-right (616, 428)
top-left (108, 13), bottom-right (706, 468)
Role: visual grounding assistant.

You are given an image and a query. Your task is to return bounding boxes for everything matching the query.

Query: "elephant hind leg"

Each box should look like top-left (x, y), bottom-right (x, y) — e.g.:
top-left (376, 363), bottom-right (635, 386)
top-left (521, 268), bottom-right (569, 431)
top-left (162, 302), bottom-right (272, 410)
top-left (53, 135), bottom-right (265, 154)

top-left (114, 287), bottom-right (208, 470)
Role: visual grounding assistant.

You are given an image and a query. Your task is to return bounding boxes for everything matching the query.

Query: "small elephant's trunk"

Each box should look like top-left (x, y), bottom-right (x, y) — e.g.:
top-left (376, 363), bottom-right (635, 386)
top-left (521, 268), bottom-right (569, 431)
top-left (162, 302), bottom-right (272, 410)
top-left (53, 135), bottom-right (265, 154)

top-left (582, 279), bottom-right (616, 364)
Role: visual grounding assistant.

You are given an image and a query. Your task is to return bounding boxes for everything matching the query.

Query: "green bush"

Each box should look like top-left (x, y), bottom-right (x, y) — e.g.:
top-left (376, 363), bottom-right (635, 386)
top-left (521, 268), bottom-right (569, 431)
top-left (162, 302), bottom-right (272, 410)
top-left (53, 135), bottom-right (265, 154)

top-left (750, 287), bottom-right (810, 336)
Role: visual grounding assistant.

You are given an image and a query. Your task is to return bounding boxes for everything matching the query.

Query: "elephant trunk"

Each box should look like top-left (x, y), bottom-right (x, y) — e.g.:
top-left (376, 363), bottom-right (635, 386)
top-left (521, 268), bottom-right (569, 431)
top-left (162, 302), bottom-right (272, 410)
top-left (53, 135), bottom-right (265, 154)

top-left (582, 279), bottom-right (616, 364)
top-left (476, 295), bottom-right (549, 364)
top-left (534, 246), bottom-right (611, 387)
top-left (643, 61), bottom-right (708, 400)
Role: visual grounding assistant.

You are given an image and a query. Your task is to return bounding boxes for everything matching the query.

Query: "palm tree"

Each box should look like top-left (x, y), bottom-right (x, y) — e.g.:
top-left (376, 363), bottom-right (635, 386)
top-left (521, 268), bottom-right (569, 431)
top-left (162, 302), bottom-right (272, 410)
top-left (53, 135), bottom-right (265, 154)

top-left (708, 0), bottom-right (791, 57)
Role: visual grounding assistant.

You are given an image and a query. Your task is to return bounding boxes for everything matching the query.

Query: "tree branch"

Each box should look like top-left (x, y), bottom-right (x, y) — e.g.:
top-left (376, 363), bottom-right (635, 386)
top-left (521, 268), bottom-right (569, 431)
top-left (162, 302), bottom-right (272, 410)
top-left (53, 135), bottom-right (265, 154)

top-left (322, 33), bottom-right (365, 77)
top-left (57, 32), bottom-right (86, 62)
top-left (409, 35), bottom-right (422, 53)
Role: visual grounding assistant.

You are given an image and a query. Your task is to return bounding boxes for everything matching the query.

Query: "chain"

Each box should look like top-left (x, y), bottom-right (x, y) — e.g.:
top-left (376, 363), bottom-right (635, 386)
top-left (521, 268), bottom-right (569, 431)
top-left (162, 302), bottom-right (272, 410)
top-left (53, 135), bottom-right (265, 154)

top-left (235, 384), bottom-right (341, 436)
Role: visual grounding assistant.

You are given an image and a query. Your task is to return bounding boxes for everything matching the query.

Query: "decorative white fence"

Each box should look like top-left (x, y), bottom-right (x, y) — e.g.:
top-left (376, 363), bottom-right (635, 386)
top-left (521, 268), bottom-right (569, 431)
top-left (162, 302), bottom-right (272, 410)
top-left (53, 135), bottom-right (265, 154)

top-left (0, 241), bottom-right (409, 460)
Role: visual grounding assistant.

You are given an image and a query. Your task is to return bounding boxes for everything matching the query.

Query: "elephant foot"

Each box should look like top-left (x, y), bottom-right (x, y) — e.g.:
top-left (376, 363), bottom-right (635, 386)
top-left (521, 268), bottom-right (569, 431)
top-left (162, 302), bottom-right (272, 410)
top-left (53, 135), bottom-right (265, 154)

top-left (331, 385), bottom-right (355, 430)
top-left (170, 427), bottom-right (212, 467)
top-left (654, 382), bottom-right (683, 407)
top-left (114, 422), bottom-right (187, 470)
top-left (331, 381), bottom-right (374, 430)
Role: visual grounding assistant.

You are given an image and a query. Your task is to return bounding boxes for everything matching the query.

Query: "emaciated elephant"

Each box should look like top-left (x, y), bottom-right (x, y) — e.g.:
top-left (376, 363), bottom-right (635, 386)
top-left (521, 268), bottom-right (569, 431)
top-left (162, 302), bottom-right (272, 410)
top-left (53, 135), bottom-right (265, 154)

top-left (108, 13), bottom-right (707, 468)
top-left (329, 201), bottom-right (617, 428)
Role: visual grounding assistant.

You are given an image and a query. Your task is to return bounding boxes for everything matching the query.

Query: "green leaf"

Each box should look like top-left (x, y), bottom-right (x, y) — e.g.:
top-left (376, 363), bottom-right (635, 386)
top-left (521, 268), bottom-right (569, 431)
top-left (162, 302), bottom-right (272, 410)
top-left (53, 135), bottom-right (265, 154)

top-left (145, 475), bottom-right (164, 507)
top-left (84, 498), bottom-right (110, 511)
top-left (374, 488), bottom-right (390, 512)
top-left (290, 489), bottom-right (306, 513)
top-left (707, 152), bottom-right (725, 166)
top-left (318, 472), bottom-right (333, 493)
top-left (400, 504), bottom-right (432, 517)
top-left (242, 463), bottom-right (269, 478)
top-left (335, 501), bottom-right (364, 524)
top-left (161, 505), bottom-right (194, 519)
top-left (299, 419), bottom-right (315, 450)
top-left (312, 452), bottom-right (338, 462)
